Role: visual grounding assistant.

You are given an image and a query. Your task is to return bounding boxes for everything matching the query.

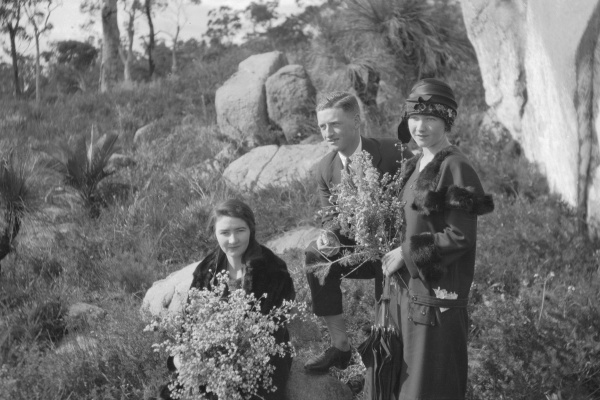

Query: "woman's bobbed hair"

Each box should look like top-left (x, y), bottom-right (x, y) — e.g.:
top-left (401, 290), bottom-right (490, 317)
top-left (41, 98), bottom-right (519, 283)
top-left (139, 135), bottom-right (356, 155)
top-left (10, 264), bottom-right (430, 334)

top-left (208, 199), bottom-right (257, 244)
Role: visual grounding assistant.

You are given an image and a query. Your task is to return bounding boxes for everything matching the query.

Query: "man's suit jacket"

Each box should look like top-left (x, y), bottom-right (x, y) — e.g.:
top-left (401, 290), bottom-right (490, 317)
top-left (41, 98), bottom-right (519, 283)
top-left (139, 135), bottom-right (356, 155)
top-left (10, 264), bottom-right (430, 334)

top-left (316, 136), bottom-right (412, 229)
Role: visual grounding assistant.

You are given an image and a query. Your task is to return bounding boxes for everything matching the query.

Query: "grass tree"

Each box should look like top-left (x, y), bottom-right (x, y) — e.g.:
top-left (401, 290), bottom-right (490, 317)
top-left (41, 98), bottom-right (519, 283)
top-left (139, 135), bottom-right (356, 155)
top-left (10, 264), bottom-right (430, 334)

top-left (0, 149), bottom-right (38, 278)
top-left (344, 0), bottom-right (474, 91)
top-left (43, 126), bottom-right (119, 218)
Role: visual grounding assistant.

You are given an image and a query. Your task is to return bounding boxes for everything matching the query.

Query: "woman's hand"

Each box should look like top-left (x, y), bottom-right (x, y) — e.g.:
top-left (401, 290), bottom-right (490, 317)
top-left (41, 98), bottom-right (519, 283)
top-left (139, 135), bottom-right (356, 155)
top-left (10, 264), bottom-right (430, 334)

top-left (382, 246), bottom-right (405, 276)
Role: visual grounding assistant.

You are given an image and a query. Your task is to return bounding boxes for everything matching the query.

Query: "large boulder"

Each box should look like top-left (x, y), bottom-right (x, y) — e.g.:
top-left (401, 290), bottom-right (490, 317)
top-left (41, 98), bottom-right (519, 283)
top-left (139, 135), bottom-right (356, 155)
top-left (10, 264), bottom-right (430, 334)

top-left (266, 65), bottom-right (317, 142)
top-left (140, 261), bottom-right (198, 318)
top-left (215, 51), bottom-right (288, 146)
top-left (459, 0), bottom-right (600, 236)
top-left (223, 142), bottom-right (330, 191)
top-left (266, 227), bottom-right (321, 254)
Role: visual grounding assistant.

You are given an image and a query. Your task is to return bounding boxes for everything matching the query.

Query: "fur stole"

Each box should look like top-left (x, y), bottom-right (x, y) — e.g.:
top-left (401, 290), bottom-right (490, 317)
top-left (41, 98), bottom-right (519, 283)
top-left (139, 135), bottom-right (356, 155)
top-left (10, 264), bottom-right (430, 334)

top-left (190, 244), bottom-right (295, 314)
top-left (399, 146), bottom-right (495, 216)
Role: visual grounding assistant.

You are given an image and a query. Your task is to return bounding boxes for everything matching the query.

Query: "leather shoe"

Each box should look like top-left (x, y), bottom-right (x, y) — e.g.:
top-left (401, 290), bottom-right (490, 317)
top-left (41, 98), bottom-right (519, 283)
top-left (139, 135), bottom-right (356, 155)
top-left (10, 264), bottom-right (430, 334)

top-left (346, 374), bottom-right (365, 395)
top-left (304, 346), bottom-right (352, 373)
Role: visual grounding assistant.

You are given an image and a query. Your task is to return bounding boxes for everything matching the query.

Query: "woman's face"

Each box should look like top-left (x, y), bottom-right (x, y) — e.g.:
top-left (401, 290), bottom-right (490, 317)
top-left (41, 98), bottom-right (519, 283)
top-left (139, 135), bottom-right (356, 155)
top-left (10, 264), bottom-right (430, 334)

top-left (408, 114), bottom-right (447, 150)
top-left (215, 216), bottom-right (251, 261)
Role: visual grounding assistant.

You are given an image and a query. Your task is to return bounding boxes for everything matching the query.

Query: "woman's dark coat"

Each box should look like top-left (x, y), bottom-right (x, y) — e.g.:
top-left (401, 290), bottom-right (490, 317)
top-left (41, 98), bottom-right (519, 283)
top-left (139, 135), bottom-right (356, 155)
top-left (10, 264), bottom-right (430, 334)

top-left (390, 146), bottom-right (493, 400)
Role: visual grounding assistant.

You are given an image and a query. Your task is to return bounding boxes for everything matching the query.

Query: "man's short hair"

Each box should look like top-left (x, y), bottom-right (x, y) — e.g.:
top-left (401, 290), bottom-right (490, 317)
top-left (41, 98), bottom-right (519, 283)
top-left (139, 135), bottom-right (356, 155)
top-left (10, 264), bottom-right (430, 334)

top-left (316, 91), bottom-right (360, 116)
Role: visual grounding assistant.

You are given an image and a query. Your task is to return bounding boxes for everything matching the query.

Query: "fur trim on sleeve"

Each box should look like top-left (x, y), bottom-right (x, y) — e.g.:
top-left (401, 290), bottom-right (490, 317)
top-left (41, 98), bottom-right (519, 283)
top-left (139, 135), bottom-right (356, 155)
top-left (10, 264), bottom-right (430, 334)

top-left (412, 185), bottom-right (495, 216)
top-left (446, 186), bottom-right (495, 215)
top-left (409, 232), bottom-right (444, 282)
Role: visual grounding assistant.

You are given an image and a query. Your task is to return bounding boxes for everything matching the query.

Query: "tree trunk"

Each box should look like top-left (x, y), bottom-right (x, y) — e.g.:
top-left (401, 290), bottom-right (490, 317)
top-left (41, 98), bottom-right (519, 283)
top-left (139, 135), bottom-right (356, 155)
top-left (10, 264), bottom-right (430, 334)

top-left (7, 23), bottom-right (21, 98)
top-left (144, 0), bottom-right (155, 79)
top-left (35, 31), bottom-right (41, 103)
top-left (100, 0), bottom-right (121, 92)
top-left (120, 11), bottom-right (135, 83)
top-left (171, 26), bottom-right (180, 75)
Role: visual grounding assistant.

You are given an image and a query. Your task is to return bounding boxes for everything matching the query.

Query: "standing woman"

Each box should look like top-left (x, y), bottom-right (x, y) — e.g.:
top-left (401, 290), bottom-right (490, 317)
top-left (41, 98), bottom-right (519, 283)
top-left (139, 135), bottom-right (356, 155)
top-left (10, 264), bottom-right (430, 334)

top-left (161, 199), bottom-right (295, 400)
top-left (381, 79), bottom-right (494, 399)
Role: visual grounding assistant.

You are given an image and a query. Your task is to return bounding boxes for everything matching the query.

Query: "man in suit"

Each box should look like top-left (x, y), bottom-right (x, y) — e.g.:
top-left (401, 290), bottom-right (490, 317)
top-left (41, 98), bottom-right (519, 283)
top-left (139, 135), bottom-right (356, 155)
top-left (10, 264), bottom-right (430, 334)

top-left (304, 91), bottom-right (411, 373)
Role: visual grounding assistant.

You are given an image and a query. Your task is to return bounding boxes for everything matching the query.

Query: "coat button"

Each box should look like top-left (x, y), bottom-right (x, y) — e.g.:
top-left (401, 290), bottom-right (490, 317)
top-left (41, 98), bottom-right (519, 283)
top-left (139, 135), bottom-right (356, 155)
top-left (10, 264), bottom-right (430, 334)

top-left (408, 317), bottom-right (413, 322)
top-left (412, 296), bottom-right (417, 301)
top-left (430, 322), bottom-right (435, 326)
top-left (421, 310), bottom-right (426, 315)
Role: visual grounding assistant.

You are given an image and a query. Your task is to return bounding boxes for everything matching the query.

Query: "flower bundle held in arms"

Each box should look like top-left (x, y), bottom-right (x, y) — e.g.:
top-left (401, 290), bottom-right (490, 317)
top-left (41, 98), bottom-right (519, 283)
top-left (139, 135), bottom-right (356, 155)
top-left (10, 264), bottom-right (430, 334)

top-left (317, 150), bottom-right (406, 280)
top-left (146, 272), bottom-right (304, 400)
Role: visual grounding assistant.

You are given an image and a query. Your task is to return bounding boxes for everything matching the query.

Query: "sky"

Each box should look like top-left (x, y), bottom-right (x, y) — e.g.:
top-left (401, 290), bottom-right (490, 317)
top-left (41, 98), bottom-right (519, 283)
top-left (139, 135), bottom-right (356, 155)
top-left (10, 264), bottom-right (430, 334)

top-left (5, 0), bottom-right (320, 58)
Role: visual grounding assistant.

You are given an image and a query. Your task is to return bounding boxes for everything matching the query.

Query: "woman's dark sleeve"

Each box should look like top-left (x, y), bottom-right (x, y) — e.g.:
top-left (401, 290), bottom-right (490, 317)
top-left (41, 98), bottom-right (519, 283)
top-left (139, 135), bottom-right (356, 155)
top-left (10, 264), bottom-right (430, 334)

top-left (402, 157), bottom-right (493, 281)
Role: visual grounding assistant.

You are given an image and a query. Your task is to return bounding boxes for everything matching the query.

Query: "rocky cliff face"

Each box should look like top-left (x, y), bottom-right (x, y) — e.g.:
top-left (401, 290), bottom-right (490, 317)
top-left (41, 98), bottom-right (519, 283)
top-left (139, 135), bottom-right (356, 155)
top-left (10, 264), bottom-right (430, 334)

top-left (460, 0), bottom-right (600, 236)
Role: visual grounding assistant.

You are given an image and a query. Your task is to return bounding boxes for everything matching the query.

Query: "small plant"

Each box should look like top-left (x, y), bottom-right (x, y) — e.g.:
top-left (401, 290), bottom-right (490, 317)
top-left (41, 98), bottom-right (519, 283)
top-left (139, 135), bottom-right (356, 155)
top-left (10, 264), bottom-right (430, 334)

top-left (42, 125), bottom-right (119, 217)
top-left (0, 148), bottom-right (38, 278)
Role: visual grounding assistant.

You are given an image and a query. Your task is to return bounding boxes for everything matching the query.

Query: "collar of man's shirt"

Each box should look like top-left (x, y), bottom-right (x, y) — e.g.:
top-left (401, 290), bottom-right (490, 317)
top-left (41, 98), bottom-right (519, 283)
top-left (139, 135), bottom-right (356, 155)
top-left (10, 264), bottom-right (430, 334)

top-left (338, 137), bottom-right (362, 168)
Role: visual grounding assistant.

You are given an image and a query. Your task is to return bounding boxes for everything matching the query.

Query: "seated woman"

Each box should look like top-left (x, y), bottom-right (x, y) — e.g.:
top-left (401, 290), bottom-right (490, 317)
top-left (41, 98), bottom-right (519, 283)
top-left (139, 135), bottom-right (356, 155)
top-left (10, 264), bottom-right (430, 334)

top-left (161, 199), bottom-right (295, 400)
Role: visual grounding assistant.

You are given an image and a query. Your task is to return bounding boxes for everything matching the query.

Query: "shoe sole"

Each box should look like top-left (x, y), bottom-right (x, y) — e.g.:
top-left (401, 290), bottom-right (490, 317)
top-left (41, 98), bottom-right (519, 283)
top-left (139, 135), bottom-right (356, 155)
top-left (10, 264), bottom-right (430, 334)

top-left (303, 359), bottom-right (351, 374)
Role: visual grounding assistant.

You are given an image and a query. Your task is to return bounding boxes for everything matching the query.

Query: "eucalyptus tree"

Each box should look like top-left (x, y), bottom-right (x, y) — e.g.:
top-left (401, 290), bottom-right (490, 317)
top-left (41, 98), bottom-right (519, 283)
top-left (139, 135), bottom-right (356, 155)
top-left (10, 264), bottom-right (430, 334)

top-left (161, 0), bottom-right (201, 76)
top-left (81, 0), bottom-right (143, 84)
top-left (245, 1), bottom-right (278, 37)
top-left (205, 6), bottom-right (242, 47)
top-left (119, 0), bottom-right (143, 82)
top-left (0, 0), bottom-right (26, 97)
top-left (101, 0), bottom-right (120, 91)
top-left (44, 40), bottom-right (98, 93)
top-left (23, 0), bottom-right (59, 103)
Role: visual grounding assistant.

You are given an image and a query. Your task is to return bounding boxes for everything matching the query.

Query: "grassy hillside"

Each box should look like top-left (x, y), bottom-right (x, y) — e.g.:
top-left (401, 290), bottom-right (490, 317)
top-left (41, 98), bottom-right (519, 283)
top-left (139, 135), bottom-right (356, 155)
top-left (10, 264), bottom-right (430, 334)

top-left (1, 12), bottom-right (599, 400)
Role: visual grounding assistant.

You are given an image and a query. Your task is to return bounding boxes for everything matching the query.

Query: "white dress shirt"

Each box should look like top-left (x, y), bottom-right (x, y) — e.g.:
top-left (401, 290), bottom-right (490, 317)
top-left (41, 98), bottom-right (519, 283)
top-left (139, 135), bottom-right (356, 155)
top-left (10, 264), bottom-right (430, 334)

top-left (338, 137), bottom-right (362, 169)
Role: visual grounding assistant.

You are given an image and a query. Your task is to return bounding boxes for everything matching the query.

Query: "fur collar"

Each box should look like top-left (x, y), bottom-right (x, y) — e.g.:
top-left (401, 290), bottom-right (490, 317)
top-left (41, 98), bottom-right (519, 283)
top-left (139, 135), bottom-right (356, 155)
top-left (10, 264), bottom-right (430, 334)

top-left (399, 146), bottom-right (494, 216)
top-left (190, 245), bottom-right (295, 314)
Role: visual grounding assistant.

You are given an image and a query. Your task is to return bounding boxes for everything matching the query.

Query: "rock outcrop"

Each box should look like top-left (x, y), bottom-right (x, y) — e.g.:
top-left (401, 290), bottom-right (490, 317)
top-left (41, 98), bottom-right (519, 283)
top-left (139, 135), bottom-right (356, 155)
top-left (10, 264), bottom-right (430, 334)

top-left (222, 142), bottom-right (330, 191)
top-left (460, 0), bottom-right (600, 236)
top-left (140, 261), bottom-right (198, 318)
top-left (215, 51), bottom-right (288, 146)
top-left (266, 65), bottom-right (317, 142)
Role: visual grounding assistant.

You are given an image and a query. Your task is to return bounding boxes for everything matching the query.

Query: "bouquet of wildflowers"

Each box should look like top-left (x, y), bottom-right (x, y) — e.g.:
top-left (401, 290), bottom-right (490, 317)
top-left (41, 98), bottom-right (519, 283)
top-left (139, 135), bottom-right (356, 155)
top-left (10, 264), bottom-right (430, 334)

top-left (146, 272), bottom-right (304, 400)
top-left (317, 150), bottom-right (406, 278)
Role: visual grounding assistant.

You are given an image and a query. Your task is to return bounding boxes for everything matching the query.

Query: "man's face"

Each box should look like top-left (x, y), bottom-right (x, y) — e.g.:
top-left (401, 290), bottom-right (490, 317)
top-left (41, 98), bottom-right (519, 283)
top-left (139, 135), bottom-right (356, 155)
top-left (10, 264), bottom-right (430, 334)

top-left (317, 107), bottom-right (360, 156)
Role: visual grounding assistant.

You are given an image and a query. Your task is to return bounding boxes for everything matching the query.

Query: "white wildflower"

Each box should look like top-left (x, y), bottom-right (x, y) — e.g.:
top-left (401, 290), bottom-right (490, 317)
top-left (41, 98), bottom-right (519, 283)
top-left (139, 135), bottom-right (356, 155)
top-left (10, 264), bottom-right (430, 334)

top-left (146, 272), bottom-right (307, 400)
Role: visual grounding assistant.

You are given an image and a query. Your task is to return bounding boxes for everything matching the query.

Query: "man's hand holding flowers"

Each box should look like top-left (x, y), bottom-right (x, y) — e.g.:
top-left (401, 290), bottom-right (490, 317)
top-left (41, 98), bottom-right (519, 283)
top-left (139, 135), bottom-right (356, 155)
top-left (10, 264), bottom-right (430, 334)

top-left (316, 230), bottom-right (341, 257)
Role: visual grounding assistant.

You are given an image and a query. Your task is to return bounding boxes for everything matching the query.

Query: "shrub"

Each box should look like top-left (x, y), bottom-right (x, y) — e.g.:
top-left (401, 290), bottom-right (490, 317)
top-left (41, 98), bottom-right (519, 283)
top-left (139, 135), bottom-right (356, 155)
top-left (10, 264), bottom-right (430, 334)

top-left (42, 127), bottom-right (119, 218)
top-left (0, 148), bottom-right (39, 275)
top-left (1, 302), bottom-right (166, 400)
top-left (26, 299), bottom-right (67, 345)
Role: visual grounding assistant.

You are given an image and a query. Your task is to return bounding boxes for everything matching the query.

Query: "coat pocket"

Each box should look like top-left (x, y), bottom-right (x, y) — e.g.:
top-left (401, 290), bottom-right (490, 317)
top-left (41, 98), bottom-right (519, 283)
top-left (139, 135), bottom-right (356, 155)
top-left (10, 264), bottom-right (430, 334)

top-left (407, 293), bottom-right (468, 327)
top-left (408, 296), bottom-right (437, 327)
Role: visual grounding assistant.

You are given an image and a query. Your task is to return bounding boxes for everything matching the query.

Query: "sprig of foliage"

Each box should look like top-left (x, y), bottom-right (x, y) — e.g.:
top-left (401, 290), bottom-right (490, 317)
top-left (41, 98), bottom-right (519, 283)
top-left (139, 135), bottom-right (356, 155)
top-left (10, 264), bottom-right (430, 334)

top-left (147, 272), bottom-right (305, 400)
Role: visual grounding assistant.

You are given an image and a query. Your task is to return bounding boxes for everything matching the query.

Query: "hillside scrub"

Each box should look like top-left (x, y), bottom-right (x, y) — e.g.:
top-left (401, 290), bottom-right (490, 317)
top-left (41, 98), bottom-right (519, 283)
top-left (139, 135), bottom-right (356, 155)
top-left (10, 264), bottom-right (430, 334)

top-left (1, 3), bottom-right (599, 400)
